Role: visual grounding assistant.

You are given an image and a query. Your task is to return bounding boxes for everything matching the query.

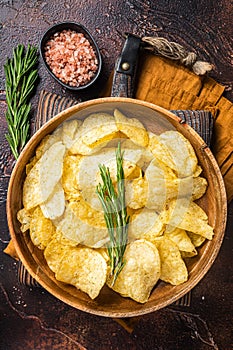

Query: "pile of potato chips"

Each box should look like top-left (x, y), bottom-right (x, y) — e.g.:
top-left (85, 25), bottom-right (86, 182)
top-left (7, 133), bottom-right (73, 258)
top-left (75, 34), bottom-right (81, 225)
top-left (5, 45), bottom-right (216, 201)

top-left (17, 109), bottom-right (214, 303)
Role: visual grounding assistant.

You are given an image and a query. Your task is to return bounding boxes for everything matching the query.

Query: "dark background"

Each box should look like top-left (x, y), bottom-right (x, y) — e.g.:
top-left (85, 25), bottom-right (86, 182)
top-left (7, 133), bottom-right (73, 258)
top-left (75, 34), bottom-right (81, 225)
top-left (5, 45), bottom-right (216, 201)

top-left (0, 1), bottom-right (233, 349)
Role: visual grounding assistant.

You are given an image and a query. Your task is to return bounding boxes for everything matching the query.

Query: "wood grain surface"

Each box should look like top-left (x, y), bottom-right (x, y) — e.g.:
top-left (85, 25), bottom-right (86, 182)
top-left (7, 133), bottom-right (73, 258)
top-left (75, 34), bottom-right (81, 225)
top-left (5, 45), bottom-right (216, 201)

top-left (0, 1), bottom-right (233, 349)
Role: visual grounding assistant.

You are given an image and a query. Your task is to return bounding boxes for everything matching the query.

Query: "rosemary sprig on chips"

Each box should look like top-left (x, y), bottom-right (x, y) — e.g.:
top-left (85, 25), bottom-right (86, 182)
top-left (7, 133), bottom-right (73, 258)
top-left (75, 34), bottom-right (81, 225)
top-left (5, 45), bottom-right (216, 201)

top-left (4, 44), bottom-right (38, 159)
top-left (96, 143), bottom-right (130, 286)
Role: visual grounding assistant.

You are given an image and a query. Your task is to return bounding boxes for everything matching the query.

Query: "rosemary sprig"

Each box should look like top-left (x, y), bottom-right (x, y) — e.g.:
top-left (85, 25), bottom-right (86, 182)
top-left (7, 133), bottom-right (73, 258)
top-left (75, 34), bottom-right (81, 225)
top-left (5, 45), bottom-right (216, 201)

top-left (96, 143), bottom-right (130, 286)
top-left (4, 44), bottom-right (39, 159)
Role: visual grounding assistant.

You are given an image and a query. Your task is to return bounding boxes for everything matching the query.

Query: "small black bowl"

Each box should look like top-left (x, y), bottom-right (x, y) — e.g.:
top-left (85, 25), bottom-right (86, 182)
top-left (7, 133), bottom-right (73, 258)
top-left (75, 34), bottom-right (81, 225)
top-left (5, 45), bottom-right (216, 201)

top-left (39, 22), bottom-right (102, 91)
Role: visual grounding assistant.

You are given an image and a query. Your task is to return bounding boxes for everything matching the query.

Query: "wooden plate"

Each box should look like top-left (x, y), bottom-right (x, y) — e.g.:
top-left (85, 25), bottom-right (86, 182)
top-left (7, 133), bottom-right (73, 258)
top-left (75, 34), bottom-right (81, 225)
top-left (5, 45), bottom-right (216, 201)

top-left (7, 97), bottom-right (227, 317)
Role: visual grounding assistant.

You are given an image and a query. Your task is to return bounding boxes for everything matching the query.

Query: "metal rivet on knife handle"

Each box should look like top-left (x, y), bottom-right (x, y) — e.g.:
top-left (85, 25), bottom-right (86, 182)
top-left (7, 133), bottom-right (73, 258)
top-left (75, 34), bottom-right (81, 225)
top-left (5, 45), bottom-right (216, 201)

top-left (121, 62), bottom-right (130, 71)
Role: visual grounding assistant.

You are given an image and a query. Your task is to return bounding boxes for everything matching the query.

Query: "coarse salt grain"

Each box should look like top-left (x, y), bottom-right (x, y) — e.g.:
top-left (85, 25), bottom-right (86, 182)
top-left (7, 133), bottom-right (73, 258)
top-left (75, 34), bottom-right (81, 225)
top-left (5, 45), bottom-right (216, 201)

top-left (44, 29), bottom-right (98, 87)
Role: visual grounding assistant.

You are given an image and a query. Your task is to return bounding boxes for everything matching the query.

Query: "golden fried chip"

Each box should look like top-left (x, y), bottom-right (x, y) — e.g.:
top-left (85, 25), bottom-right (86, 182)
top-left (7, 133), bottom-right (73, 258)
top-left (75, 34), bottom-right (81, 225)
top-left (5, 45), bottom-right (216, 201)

top-left (40, 182), bottom-right (65, 220)
top-left (114, 109), bottom-right (149, 147)
top-left (181, 250), bottom-right (198, 258)
top-left (125, 177), bottom-right (148, 209)
top-left (121, 138), bottom-right (153, 168)
top-left (68, 135), bottom-right (102, 155)
top-left (62, 119), bottom-right (82, 148)
top-left (145, 158), bottom-right (178, 211)
top-left (44, 238), bottom-right (73, 273)
top-left (62, 154), bottom-right (83, 200)
top-left (55, 246), bottom-right (107, 299)
top-left (26, 155), bottom-right (38, 175)
top-left (154, 237), bottom-right (188, 285)
top-left (148, 132), bottom-right (175, 169)
top-left (187, 231), bottom-right (206, 247)
top-left (95, 248), bottom-right (109, 262)
top-left (69, 113), bottom-right (118, 154)
top-left (173, 176), bottom-right (202, 202)
top-left (128, 208), bottom-right (165, 242)
top-left (126, 165), bottom-right (142, 180)
top-left (165, 200), bottom-right (214, 240)
top-left (35, 127), bottom-right (63, 160)
top-left (82, 113), bottom-right (118, 146)
top-left (108, 239), bottom-right (161, 303)
top-left (29, 206), bottom-right (56, 250)
top-left (54, 229), bottom-right (79, 247)
top-left (80, 147), bottom-right (141, 182)
top-left (56, 201), bottom-right (108, 248)
top-left (192, 176), bottom-right (208, 200)
top-left (69, 199), bottom-right (106, 227)
top-left (164, 227), bottom-right (196, 253)
top-left (23, 142), bottom-right (66, 210)
top-left (17, 208), bottom-right (32, 232)
top-left (193, 165), bottom-right (203, 177)
top-left (159, 131), bottom-right (198, 177)
top-left (149, 131), bottom-right (198, 178)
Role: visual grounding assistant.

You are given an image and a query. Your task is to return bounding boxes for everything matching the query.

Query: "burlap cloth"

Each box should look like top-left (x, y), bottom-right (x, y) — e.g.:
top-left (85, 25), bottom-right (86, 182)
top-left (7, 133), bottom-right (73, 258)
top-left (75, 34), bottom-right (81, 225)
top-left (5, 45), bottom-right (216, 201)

top-left (4, 53), bottom-right (233, 330)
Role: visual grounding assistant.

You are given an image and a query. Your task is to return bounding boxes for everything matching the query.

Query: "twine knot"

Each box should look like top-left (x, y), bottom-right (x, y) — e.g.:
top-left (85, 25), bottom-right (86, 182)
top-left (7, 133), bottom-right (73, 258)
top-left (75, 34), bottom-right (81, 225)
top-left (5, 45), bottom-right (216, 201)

top-left (141, 36), bottom-right (213, 75)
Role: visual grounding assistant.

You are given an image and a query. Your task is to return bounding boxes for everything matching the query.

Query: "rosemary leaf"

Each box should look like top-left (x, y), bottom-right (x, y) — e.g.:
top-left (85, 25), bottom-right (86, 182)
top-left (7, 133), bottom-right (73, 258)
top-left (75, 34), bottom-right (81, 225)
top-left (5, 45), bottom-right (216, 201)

top-left (4, 44), bottom-right (39, 159)
top-left (96, 143), bottom-right (130, 286)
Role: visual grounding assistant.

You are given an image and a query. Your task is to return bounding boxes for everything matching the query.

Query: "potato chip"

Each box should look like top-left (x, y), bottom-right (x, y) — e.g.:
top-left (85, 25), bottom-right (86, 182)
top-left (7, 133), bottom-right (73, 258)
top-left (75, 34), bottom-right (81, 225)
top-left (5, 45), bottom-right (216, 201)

top-left (68, 124), bottom-right (108, 156)
top-left (55, 246), bottom-right (107, 299)
top-left (54, 229), bottom-right (78, 247)
top-left (95, 248), bottom-right (109, 262)
top-left (35, 127), bottom-right (63, 160)
top-left (181, 250), bottom-right (197, 258)
top-left (193, 165), bottom-right (203, 177)
top-left (26, 155), bottom-right (38, 175)
top-left (17, 208), bottom-right (32, 232)
top-left (164, 227), bottom-right (196, 253)
top-left (128, 208), bottom-right (165, 242)
top-left (105, 132), bottom-right (128, 147)
top-left (154, 237), bottom-right (188, 285)
top-left (148, 132), bottom-right (175, 169)
top-left (69, 113), bottom-right (118, 154)
top-left (68, 135), bottom-right (102, 155)
top-left (159, 175), bottom-right (206, 203)
top-left (170, 176), bottom-right (203, 202)
top-left (121, 139), bottom-right (154, 167)
top-left (23, 142), bottom-right (66, 210)
top-left (44, 238), bottom-right (73, 273)
top-left (187, 231), bottom-right (206, 247)
top-left (126, 165), bottom-right (142, 180)
top-left (62, 154), bottom-right (83, 201)
top-left (108, 239), bottom-right (161, 303)
top-left (125, 177), bottom-right (148, 209)
top-left (145, 158), bottom-right (178, 211)
top-left (158, 131), bottom-right (198, 177)
top-left (149, 131), bottom-right (198, 178)
top-left (56, 201), bottom-right (108, 248)
top-left (114, 109), bottom-right (149, 147)
top-left (62, 119), bottom-right (82, 148)
top-left (29, 206), bottom-right (56, 250)
top-left (82, 113), bottom-right (118, 146)
top-left (192, 176), bottom-right (208, 200)
top-left (69, 199), bottom-right (106, 227)
top-left (165, 200), bottom-right (214, 240)
top-left (40, 182), bottom-right (65, 220)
